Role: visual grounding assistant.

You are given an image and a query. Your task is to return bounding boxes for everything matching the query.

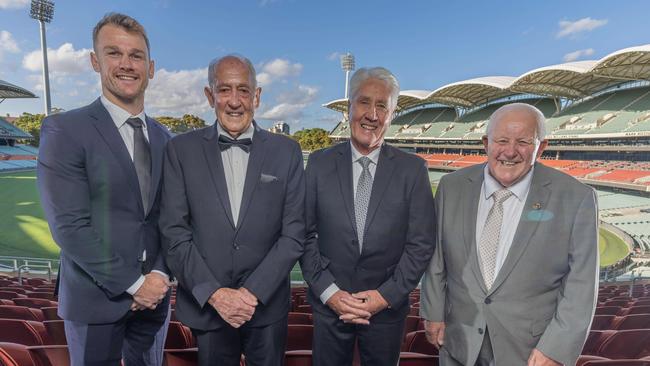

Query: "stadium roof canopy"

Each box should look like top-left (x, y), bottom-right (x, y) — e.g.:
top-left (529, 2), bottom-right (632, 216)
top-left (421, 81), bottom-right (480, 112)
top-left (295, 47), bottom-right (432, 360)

top-left (424, 76), bottom-right (517, 108)
top-left (591, 44), bottom-right (650, 81)
top-left (0, 117), bottom-right (32, 139)
top-left (0, 79), bottom-right (37, 99)
top-left (509, 61), bottom-right (623, 99)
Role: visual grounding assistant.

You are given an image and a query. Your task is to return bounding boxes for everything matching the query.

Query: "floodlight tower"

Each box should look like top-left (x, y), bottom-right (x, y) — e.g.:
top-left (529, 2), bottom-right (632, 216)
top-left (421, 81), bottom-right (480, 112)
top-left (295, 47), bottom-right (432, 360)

top-left (29, 0), bottom-right (54, 116)
top-left (340, 53), bottom-right (355, 99)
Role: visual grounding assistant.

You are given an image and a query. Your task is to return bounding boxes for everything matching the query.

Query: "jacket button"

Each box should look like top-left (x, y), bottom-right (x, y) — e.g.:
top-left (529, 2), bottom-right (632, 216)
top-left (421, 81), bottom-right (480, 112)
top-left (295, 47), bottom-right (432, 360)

top-left (484, 297), bottom-right (491, 304)
top-left (478, 328), bottom-right (484, 335)
top-left (233, 243), bottom-right (240, 250)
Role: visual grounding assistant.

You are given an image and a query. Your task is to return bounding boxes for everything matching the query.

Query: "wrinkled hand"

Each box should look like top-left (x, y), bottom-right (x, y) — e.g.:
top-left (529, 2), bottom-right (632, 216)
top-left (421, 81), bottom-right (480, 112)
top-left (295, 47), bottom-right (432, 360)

top-left (527, 348), bottom-right (561, 366)
top-left (325, 290), bottom-right (372, 324)
top-left (424, 320), bottom-right (445, 349)
top-left (208, 287), bottom-right (258, 328)
top-left (133, 272), bottom-right (171, 310)
top-left (338, 290), bottom-right (388, 324)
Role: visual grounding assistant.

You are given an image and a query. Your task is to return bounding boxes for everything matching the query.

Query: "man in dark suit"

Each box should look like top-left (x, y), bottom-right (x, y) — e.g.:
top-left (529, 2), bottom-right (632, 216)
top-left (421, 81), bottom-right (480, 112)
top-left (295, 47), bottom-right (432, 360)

top-left (159, 54), bottom-right (305, 366)
top-left (299, 67), bottom-right (436, 366)
top-left (421, 103), bottom-right (598, 366)
top-left (38, 13), bottom-right (171, 366)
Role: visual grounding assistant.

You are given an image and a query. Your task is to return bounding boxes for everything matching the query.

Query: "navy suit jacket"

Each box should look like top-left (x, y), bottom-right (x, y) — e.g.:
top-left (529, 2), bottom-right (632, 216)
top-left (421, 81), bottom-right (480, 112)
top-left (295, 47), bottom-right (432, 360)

top-left (300, 142), bottom-right (436, 323)
top-left (159, 122), bottom-right (305, 330)
top-left (37, 98), bottom-right (171, 323)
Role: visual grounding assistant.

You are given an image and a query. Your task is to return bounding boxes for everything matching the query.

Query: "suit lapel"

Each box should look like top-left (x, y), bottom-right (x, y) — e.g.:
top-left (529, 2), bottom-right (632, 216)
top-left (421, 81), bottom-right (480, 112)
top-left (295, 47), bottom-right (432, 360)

top-left (489, 163), bottom-right (551, 294)
top-left (88, 98), bottom-right (144, 215)
top-left (335, 143), bottom-right (357, 239)
top-left (463, 165), bottom-right (488, 293)
top-left (362, 145), bottom-right (396, 242)
top-left (145, 117), bottom-right (165, 215)
top-left (202, 125), bottom-right (236, 229)
top-left (236, 123), bottom-right (267, 230)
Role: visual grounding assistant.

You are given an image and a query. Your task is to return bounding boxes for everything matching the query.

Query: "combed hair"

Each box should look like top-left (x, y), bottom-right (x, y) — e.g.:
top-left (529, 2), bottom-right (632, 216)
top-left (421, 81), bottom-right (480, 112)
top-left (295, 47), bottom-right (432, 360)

top-left (487, 102), bottom-right (546, 140)
top-left (93, 13), bottom-right (150, 56)
top-left (348, 67), bottom-right (400, 111)
top-left (207, 54), bottom-right (257, 90)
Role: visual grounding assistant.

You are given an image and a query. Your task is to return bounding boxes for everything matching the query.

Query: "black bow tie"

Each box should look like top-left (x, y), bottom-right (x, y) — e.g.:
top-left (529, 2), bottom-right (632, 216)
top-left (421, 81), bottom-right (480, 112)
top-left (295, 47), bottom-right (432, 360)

top-left (218, 134), bottom-right (252, 152)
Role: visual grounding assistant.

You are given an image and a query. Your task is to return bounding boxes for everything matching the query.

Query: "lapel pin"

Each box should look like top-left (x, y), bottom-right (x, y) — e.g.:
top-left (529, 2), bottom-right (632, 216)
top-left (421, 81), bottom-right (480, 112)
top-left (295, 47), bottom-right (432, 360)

top-left (532, 202), bottom-right (542, 210)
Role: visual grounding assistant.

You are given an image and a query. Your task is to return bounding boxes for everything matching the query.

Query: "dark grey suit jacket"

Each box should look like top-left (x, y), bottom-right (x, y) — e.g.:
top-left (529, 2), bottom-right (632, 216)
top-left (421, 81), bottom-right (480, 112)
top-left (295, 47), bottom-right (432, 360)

top-left (300, 142), bottom-right (435, 323)
top-left (37, 98), bottom-right (171, 323)
top-left (159, 122), bottom-right (305, 330)
top-left (421, 163), bottom-right (599, 365)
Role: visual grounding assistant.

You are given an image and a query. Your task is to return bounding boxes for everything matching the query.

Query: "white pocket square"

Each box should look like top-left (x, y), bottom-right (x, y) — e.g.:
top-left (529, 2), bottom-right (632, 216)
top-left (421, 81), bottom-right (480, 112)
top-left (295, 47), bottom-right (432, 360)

top-left (260, 173), bottom-right (279, 183)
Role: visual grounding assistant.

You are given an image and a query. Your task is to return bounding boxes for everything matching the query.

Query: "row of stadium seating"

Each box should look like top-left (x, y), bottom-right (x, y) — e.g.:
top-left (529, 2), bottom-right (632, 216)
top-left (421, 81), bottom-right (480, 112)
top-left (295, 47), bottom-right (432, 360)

top-left (0, 160), bottom-right (36, 171)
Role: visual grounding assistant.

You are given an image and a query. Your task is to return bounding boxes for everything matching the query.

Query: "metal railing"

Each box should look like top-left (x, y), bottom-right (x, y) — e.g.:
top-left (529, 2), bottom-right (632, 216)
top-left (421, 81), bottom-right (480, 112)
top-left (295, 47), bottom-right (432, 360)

top-left (0, 256), bottom-right (59, 282)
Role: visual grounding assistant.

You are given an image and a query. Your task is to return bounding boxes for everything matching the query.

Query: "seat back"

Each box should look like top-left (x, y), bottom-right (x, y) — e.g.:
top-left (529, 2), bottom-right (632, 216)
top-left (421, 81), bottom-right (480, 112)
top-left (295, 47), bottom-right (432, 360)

top-left (0, 342), bottom-right (34, 366)
top-left (398, 351), bottom-right (438, 366)
top-left (581, 330), bottom-right (615, 356)
top-left (599, 329), bottom-right (650, 359)
top-left (43, 321), bottom-right (67, 345)
top-left (284, 350), bottom-right (312, 366)
top-left (287, 312), bottom-right (312, 325)
top-left (27, 345), bottom-right (70, 366)
top-left (286, 325), bottom-right (313, 351)
top-left (404, 330), bottom-right (438, 356)
top-left (12, 299), bottom-right (57, 310)
top-left (0, 319), bottom-right (49, 346)
top-left (164, 321), bottom-right (193, 350)
top-left (164, 348), bottom-right (198, 366)
top-left (0, 305), bottom-right (43, 322)
top-left (615, 314), bottom-right (650, 330)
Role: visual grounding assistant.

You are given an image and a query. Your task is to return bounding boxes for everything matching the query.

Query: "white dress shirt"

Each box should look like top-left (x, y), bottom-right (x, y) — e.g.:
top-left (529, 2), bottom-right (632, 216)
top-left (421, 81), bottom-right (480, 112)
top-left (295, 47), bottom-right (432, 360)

top-left (319, 142), bottom-right (381, 304)
top-left (476, 165), bottom-right (534, 284)
top-left (100, 96), bottom-right (167, 296)
top-left (217, 122), bottom-right (254, 225)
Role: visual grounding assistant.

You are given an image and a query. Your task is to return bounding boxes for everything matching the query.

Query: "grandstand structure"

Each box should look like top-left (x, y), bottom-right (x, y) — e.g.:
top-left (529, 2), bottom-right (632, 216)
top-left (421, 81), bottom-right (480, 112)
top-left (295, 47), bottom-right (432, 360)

top-left (0, 79), bottom-right (38, 172)
top-left (326, 44), bottom-right (650, 255)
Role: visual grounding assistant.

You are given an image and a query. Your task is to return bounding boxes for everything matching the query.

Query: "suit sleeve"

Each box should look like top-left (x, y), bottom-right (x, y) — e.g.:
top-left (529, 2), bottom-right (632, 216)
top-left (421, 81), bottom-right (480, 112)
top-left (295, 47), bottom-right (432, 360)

top-left (419, 176), bottom-right (447, 322)
top-left (377, 160), bottom-right (436, 307)
top-left (243, 142), bottom-right (305, 304)
top-left (299, 151), bottom-right (338, 298)
top-left (159, 139), bottom-right (222, 307)
top-left (37, 116), bottom-right (141, 298)
top-left (535, 188), bottom-right (599, 365)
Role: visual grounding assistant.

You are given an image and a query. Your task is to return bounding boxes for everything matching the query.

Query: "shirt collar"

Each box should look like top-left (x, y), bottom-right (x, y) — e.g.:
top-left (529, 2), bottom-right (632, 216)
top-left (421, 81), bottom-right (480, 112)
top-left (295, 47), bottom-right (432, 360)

top-left (482, 164), bottom-right (534, 202)
top-left (100, 95), bottom-right (147, 130)
top-left (216, 120), bottom-right (254, 140)
top-left (350, 141), bottom-right (381, 166)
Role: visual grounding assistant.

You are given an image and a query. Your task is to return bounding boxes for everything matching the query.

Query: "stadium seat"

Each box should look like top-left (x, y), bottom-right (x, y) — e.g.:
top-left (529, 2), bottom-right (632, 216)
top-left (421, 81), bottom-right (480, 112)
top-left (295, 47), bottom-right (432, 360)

top-left (604, 300), bottom-right (632, 307)
top-left (0, 292), bottom-right (24, 300)
top-left (164, 321), bottom-right (193, 350)
top-left (598, 329), bottom-right (650, 358)
top-left (0, 287), bottom-right (27, 295)
top-left (595, 306), bottom-right (622, 316)
top-left (294, 305), bottom-right (312, 314)
top-left (0, 305), bottom-right (44, 321)
top-left (285, 350), bottom-right (312, 366)
top-left (0, 300), bottom-right (14, 306)
top-left (583, 361), bottom-right (650, 366)
top-left (287, 312), bottom-right (312, 325)
top-left (0, 319), bottom-right (49, 346)
top-left (581, 330), bottom-right (616, 356)
top-left (23, 293), bottom-right (55, 301)
top-left (402, 316), bottom-right (422, 349)
top-left (576, 355), bottom-right (609, 366)
top-left (624, 305), bottom-right (650, 315)
top-left (164, 348), bottom-right (198, 366)
top-left (27, 345), bottom-right (70, 366)
top-left (286, 325), bottom-right (313, 351)
top-left (398, 352), bottom-right (438, 366)
top-left (403, 331), bottom-right (438, 356)
top-left (614, 314), bottom-right (650, 330)
top-left (590, 315), bottom-right (617, 330)
top-left (0, 342), bottom-right (34, 366)
top-left (43, 321), bottom-right (66, 345)
top-left (12, 299), bottom-right (57, 310)
top-left (39, 307), bottom-right (60, 321)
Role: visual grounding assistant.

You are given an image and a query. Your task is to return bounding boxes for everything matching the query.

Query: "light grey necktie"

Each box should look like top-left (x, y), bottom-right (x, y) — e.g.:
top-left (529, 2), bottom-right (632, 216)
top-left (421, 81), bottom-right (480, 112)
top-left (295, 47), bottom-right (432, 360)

top-left (355, 156), bottom-right (373, 253)
top-left (478, 188), bottom-right (513, 289)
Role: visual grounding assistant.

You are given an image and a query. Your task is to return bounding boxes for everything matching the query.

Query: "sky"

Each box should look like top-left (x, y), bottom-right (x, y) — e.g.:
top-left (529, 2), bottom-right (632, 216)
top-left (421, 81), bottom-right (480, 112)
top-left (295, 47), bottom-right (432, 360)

top-left (1, 0), bottom-right (649, 131)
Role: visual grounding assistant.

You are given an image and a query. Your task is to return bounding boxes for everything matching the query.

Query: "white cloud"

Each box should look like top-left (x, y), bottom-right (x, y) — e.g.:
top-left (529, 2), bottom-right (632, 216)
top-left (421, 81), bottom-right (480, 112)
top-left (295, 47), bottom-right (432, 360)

top-left (328, 52), bottom-right (340, 61)
top-left (258, 84), bottom-right (319, 122)
top-left (146, 68), bottom-right (211, 117)
top-left (276, 85), bottom-right (319, 105)
top-left (0, 31), bottom-right (20, 56)
top-left (563, 48), bottom-right (595, 62)
top-left (557, 17), bottom-right (608, 38)
top-left (0, 0), bottom-right (28, 9)
top-left (22, 43), bottom-right (92, 75)
top-left (256, 58), bottom-right (303, 87)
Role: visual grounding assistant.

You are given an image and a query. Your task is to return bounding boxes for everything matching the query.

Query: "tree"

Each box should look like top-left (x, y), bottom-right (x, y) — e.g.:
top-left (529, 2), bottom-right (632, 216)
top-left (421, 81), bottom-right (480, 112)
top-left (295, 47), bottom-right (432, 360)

top-left (155, 114), bottom-right (206, 134)
top-left (292, 128), bottom-right (332, 151)
top-left (13, 113), bottom-right (45, 147)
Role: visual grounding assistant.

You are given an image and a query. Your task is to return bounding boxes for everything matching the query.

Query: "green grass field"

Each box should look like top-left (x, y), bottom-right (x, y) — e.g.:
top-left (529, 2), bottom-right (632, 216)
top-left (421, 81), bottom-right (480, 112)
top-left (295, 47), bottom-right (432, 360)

top-left (0, 171), bottom-right (632, 270)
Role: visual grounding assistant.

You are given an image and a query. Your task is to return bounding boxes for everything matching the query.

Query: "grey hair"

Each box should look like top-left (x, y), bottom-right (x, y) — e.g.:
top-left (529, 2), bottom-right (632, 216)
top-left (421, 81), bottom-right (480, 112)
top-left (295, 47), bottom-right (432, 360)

top-left (348, 67), bottom-right (400, 111)
top-left (487, 102), bottom-right (546, 140)
top-left (207, 54), bottom-right (257, 90)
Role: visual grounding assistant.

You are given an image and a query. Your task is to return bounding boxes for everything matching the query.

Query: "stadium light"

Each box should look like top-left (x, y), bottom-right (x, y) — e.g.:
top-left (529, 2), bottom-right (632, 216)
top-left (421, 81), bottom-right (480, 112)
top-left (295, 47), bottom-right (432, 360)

top-left (340, 53), bottom-right (355, 99)
top-left (29, 0), bottom-right (54, 116)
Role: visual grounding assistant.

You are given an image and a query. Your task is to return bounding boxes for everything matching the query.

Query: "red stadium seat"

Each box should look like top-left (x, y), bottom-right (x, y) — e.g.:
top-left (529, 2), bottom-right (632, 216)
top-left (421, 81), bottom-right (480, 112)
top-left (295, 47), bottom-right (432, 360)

top-left (43, 321), bottom-right (66, 345)
top-left (598, 329), bottom-right (650, 358)
top-left (614, 314), bottom-right (650, 330)
top-left (594, 306), bottom-right (622, 316)
top-left (0, 305), bottom-right (44, 321)
top-left (164, 321), bottom-right (193, 350)
top-left (401, 316), bottom-right (422, 350)
top-left (0, 291), bottom-right (25, 300)
top-left (287, 312), bottom-right (312, 325)
top-left (399, 352), bottom-right (438, 366)
top-left (39, 307), bottom-right (60, 321)
top-left (286, 325), bottom-right (313, 351)
top-left (0, 300), bottom-right (14, 306)
top-left (0, 319), bottom-right (49, 346)
top-left (603, 300), bottom-right (632, 307)
top-left (583, 361), bottom-right (650, 366)
top-left (403, 331), bottom-right (438, 356)
top-left (0, 287), bottom-right (27, 295)
top-left (624, 305), bottom-right (650, 316)
top-left (27, 345), bottom-right (70, 366)
top-left (294, 304), bottom-right (312, 314)
top-left (590, 315), bottom-right (617, 330)
top-left (581, 330), bottom-right (615, 356)
top-left (285, 350), bottom-right (312, 366)
top-left (22, 293), bottom-right (55, 301)
top-left (12, 299), bottom-right (57, 310)
top-left (0, 342), bottom-right (34, 366)
top-left (164, 348), bottom-right (198, 366)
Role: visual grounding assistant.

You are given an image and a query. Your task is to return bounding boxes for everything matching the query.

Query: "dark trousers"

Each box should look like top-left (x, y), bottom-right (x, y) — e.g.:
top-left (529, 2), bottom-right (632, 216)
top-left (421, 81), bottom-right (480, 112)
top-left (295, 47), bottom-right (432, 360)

top-left (64, 297), bottom-right (169, 366)
top-left (192, 316), bottom-right (288, 366)
top-left (312, 312), bottom-right (405, 366)
top-left (440, 327), bottom-right (494, 366)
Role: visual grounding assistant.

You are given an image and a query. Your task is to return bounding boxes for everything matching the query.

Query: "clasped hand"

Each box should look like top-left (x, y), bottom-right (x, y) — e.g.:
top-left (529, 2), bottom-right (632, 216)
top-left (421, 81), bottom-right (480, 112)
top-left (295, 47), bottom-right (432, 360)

top-left (208, 287), bottom-right (258, 328)
top-left (131, 272), bottom-right (171, 311)
top-left (326, 290), bottom-right (388, 325)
